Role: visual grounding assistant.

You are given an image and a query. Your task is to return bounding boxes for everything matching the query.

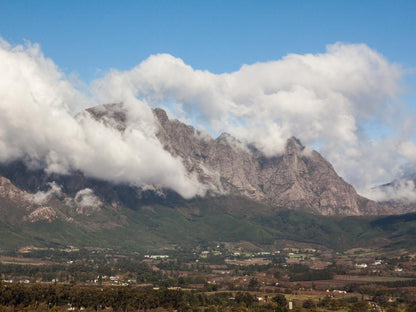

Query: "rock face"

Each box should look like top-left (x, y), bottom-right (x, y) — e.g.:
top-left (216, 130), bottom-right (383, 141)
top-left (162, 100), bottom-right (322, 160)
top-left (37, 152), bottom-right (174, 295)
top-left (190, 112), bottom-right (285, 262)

top-left (0, 176), bottom-right (56, 223)
top-left (0, 176), bottom-right (31, 204)
top-left (0, 103), bottom-right (393, 217)
top-left (86, 104), bottom-right (388, 216)
top-left (23, 206), bottom-right (57, 223)
top-left (0, 170), bottom-right (103, 223)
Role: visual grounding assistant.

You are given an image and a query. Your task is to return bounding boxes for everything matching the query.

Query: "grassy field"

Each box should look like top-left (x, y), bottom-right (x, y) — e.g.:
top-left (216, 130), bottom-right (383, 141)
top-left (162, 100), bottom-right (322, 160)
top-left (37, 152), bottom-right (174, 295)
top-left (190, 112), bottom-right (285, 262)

top-left (0, 256), bottom-right (59, 266)
top-left (287, 274), bottom-right (416, 291)
top-left (333, 275), bottom-right (415, 282)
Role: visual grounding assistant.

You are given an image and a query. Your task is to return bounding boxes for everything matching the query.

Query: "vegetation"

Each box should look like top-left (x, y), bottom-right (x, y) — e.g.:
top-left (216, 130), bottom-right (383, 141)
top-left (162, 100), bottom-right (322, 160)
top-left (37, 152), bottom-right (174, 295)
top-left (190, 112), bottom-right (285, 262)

top-left (2, 196), bottom-right (416, 253)
top-left (2, 195), bottom-right (416, 311)
top-left (1, 281), bottom-right (416, 311)
top-left (288, 264), bottom-right (333, 281)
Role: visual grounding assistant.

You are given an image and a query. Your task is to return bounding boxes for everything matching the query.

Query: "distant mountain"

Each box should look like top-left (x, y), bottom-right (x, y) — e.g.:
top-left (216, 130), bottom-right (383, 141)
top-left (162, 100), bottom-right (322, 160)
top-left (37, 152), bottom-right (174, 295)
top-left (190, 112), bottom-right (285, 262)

top-left (86, 103), bottom-right (388, 216)
top-left (1, 103), bottom-right (416, 252)
top-left (371, 174), bottom-right (416, 214)
top-left (0, 103), bottom-right (402, 219)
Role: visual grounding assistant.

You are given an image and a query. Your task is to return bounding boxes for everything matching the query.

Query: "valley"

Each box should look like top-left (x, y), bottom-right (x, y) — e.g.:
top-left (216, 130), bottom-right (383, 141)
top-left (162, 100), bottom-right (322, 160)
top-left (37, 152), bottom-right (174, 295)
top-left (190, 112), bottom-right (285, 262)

top-left (1, 106), bottom-right (416, 311)
top-left (1, 243), bottom-right (416, 311)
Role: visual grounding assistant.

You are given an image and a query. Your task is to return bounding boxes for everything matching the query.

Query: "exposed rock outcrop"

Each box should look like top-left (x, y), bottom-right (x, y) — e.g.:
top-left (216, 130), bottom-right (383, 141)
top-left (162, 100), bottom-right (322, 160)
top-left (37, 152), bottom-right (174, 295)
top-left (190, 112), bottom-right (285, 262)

top-left (0, 103), bottom-right (394, 217)
top-left (85, 104), bottom-right (389, 215)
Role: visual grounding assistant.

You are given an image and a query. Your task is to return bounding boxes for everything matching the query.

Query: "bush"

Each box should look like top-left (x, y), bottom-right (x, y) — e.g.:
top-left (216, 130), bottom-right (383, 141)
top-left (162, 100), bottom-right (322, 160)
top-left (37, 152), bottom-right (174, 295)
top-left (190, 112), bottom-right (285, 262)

top-left (272, 294), bottom-right (287, 307)
top-left (302, 299), bottom-right (315, 309)
top-left (350, 301), bottom-right (369, 312)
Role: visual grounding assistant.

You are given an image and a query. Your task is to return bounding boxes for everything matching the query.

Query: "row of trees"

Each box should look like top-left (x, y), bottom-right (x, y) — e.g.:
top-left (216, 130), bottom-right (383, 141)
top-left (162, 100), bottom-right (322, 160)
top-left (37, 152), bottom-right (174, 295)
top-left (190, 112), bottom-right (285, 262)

top-left (3, 282), bottom-right (416, 312)
top-left (0, 258), bottom-right (167, 284)
top-left (0, 283), bottom-right (299, 312)
top-left (0, 283), bottom-right (184, 311)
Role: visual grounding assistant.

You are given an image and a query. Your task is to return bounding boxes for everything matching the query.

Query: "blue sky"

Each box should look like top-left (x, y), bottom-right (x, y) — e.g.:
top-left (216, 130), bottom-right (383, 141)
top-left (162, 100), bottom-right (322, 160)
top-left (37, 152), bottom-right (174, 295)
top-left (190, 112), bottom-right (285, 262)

top-left (1, 0), bottom-right (415, 82)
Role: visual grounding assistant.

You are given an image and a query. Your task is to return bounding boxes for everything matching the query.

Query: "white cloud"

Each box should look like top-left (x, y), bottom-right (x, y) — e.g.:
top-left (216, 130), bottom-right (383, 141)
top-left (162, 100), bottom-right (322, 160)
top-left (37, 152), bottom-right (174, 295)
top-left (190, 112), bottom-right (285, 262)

top-left (1, 38), bottom-right (415, 201)
top-left (30, 182), bottom-right (62, 204)
top-left (92, 43), bottom-right (414, 198)
top-left (0, 38), bottom-right (207, 198)
top-left (97, 44), bottom-right (401, 154)
top-left (399, 141), bottom-right (416, 163)
top-left (74, 188), bottom-right (102, 208)
top-left (63, 188), bottom-right (103, 216)
top-left (363, 180), bottom-right (416, 203)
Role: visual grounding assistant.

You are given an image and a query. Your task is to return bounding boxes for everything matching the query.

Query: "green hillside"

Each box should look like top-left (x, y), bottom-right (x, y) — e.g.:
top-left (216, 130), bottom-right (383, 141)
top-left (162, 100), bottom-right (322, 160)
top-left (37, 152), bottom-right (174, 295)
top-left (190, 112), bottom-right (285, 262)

top-left (1, 195), bottom-right (416, 252)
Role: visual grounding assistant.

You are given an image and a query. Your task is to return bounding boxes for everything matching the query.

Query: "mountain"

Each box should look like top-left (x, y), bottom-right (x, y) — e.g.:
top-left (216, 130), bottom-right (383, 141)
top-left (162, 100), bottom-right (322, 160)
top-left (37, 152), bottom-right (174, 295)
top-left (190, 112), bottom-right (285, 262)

top-left (1, 170), bottom-right (416, 252)
top-left (1, 103), bottom-right (415, 252)
top-left (371, 174), bottom-right (416, 214)
top-left (0, 103), bottom-right (397, 218)
top-left (86, 103), bottom-right (388, 216)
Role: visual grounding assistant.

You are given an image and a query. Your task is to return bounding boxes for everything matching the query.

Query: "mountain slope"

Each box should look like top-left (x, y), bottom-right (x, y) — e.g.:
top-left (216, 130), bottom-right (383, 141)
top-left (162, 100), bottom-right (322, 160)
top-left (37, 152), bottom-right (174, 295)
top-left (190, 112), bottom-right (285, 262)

top-left (0, 150), bottom-right (414, 251)
top-left (1, 103), bottom-right (414, 253)
top-left (1, 180), bottom-right (415, 252)
top-left (87, 103), bottom-right (388, 216)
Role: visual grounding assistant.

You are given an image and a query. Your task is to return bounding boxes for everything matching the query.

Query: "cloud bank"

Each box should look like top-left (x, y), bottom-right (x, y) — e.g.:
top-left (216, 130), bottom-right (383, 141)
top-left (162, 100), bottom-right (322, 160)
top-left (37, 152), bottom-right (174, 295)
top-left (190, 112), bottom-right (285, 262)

top-left (364, 179), bottom-right (416, 203)
top-left (0, 38), bottom-right (415, 201)
top-left (30, 182), bottom-right (63, 204)
top-left (0, 39), bottom-right (205, 198)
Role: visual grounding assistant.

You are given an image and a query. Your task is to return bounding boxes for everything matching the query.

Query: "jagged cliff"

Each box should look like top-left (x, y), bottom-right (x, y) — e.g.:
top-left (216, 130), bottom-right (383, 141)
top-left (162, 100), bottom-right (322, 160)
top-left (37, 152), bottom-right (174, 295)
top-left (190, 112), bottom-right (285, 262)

top-left (85, 104), bottom-right (388, 216)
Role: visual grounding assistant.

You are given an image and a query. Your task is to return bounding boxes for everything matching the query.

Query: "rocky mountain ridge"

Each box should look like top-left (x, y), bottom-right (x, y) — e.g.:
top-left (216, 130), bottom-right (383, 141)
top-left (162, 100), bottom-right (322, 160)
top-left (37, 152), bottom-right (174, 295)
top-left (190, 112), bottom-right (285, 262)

top-left (0, 103), bottom-right (410, 225)
top-left (87, 103), bottom-right (391, 216)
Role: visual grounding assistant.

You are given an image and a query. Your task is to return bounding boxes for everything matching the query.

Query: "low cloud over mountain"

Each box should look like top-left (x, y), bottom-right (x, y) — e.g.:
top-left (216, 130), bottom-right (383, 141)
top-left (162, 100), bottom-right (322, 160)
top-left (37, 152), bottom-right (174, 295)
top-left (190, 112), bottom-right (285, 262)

top-left (0, 38), bottom-right (415, 201)
top-left (0, 39), bottom-right (204, 198)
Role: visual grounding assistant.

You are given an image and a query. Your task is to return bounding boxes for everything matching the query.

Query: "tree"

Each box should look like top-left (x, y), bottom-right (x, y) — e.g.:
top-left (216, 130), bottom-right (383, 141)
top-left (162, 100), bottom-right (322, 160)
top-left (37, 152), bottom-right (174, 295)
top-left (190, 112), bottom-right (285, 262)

top-left (350, 301), bottom-right (369, 312)
top-left (248, 278), bottom-right (259, 291)
top-left (302, 299), bottom-right (315, 309)
top-left (235, 292), bottom-right (254, 307)
top-left (272, 294), bottom-right (287, 308)
top-left (386, 306), bottom-right (400, 312)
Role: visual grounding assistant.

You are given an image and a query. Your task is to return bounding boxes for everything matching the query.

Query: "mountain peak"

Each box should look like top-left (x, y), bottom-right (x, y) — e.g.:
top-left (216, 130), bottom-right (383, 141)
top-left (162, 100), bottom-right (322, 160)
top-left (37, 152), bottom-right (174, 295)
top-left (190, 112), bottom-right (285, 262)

top-left (145, 107), bottom-right (388, 215)
top-left (0, 104), bottom-right (392, 217)
top-left (286, 136), bottom-right (304, 152)
top-left (153, 107), bottom-right (169, 125)
top-left (85, 103), bottom-right (127, 132)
